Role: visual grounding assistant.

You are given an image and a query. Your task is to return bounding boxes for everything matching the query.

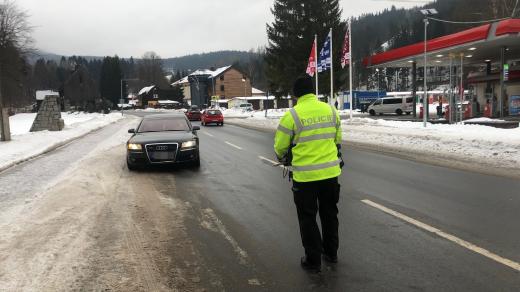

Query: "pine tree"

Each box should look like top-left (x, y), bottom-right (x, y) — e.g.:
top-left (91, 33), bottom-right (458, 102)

top-left (265, 0), bottom-right (343, 96)
top-left (99, 56), bottom-right (123, 105)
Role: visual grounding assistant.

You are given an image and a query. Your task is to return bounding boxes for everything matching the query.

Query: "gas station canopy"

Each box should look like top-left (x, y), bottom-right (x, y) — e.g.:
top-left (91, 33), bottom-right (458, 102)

top-left (363, 19), bottom-right (520, 68)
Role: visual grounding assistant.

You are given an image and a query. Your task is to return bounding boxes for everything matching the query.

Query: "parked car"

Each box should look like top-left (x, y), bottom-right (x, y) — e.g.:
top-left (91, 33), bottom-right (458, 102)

top-left (367, 96), bottom-right (413, 116)
top-left (201, 109), bottom-right (224, 126)
top-left (238, 103), bottom-right (253, 111)
top-left (186, 106), bottom-right (202, 121)
top-left (126, 113), bottom-right (200, 170)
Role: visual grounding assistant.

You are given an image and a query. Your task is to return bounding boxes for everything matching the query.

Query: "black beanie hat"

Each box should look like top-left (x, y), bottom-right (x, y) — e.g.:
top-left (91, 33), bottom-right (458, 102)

top-left (293, 76), bottom-right (315, 98)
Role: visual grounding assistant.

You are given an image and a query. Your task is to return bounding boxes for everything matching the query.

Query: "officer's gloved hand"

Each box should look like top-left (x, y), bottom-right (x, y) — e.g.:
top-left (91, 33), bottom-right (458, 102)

top-left (277, 155), bottom-right (290, 166)
top-left (337, 144), bottom-right (345, 169)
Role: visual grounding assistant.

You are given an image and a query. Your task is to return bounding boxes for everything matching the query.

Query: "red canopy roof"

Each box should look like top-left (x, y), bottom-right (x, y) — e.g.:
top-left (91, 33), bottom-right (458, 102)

top-left (363, 19), bottom-right (520, 67)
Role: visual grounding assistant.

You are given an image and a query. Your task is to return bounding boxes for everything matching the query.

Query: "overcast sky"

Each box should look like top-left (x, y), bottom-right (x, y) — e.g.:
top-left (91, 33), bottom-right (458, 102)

top-left (17, 0), bottom-right (428, 58)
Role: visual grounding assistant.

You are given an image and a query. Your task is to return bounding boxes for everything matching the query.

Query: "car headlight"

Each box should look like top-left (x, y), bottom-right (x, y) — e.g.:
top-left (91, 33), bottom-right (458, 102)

top-left (127, 143), bottom-right (142, 150)
top-left (181, 140), bottom-right (197, 148)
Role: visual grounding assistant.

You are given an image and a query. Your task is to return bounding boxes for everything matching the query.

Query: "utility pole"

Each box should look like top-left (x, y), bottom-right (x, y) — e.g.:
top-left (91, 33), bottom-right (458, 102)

top-left (420, 8), bottom-right (438, 127)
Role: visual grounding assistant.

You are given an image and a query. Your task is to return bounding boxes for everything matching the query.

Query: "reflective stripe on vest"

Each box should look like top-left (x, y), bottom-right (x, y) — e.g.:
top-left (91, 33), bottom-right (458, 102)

top-left (291, 159), bottom-right (342, 171)
top-left (296, 132), bottom-right (336, 143)
top-left (290, 105), bottom-right (338, 144)
top-left (289, 108), bottom-right (303, 133)
top-left (276, 124), bottom-right (293, 136)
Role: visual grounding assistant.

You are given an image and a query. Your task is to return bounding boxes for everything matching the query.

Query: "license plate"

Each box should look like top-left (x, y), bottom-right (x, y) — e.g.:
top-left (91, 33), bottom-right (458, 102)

top-left (152, 152), bottom-right (172, 160)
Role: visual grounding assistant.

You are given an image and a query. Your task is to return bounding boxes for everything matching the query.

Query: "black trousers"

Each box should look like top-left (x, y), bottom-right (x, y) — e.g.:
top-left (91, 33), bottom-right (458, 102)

top-left (292, 177), bottom-right (340, 265)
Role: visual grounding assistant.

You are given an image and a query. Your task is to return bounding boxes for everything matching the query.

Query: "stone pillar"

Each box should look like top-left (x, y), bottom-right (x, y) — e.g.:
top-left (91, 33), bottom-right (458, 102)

top-left (30, 95), bottom-right (65, 132)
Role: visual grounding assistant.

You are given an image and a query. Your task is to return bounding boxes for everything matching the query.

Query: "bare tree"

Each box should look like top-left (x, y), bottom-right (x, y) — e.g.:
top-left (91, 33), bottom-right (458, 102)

top-left (0, 0), bottom-right (33, 140)
top-left (137, 51), bottom-right (169, 88)
top-left (0, 0), bottom-right (32, 53)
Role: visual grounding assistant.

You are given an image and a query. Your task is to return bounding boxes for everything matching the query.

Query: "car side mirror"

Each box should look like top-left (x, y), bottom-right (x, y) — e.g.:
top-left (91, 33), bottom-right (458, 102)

top-left (128, 129), bottom-right (135, 134)
top-left (192, 126), bottom-right (200, 131)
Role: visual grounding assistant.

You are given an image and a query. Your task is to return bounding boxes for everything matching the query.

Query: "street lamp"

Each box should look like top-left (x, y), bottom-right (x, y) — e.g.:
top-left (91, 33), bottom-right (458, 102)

top-left (242, 77), bottom-right (247, 97)
top-left (375, 68), bottom-right (380, 98)
top-left (420, 8), bottom-right (438, 127)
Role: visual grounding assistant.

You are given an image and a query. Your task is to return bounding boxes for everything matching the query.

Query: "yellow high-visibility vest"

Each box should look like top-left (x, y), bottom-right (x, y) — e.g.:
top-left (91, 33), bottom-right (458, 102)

top-left (274, 93), bottom-right (342, 182)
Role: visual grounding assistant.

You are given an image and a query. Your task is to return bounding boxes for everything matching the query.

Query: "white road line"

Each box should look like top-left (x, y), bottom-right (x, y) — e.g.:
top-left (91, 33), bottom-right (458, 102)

top-left (225, 141), bottom-right (243, 150)
top-left (361, 199), bottom-right (520, 272)
top-left (201, 208), bottom-right (249, 265)
top-left (202, 132), bottom-right (214, 137)
top-left (258, 156), bottom-right (284, 168)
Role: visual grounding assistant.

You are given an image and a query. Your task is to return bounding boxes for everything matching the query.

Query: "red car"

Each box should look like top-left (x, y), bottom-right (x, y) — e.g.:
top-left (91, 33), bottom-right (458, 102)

top-left (201, 109), bottom-right (224, 126)
top-left (186, 108), bottom-right (202, 121)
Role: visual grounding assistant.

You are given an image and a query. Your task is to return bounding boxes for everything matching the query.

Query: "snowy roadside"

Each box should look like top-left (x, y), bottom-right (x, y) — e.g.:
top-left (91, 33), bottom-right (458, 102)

top-left (0, 112), bottom-right (124, 172)
top-left (225, 116), bottom-right (520, 178)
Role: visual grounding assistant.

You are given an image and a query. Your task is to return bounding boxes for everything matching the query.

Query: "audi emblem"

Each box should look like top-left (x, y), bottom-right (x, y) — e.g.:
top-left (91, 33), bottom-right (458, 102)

top-left (155, 146), bottom-right (168, 151)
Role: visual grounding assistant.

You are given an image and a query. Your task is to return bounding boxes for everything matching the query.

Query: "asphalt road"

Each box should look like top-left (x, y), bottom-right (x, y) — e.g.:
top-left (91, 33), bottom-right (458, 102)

top-left (176, 116), bottom-right (520, 291)
top-left (1, 111), bottom-right (519, 291)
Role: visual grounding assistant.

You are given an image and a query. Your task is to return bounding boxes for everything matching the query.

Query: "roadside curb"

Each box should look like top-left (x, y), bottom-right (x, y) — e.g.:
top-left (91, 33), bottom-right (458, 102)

top-left (0, 117), bottom-right (129, 174)
top-left (225, 119), bottom-right (520, 180)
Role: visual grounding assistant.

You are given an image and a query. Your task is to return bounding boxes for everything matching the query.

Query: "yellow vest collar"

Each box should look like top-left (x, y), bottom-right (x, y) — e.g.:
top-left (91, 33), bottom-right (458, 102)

top-left (297, 93), bottom-right (317, 102)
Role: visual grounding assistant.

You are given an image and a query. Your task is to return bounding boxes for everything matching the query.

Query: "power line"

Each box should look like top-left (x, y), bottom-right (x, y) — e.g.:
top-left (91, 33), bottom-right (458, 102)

top-left (427, 16), bottom-right (511, 24)
top-left (428, 0), bottom-right (519, 24)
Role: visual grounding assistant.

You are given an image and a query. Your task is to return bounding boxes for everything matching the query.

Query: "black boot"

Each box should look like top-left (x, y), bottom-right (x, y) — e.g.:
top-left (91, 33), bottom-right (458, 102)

top-left (322, 253), bottom-right (338, 264)
top-left (300, 256), bottom-right (321, 273)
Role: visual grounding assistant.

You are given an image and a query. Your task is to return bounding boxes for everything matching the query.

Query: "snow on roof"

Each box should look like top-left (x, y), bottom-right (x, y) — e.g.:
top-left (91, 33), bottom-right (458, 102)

top-left (157, 100), bottom-right (180, 104)
top-left (171, 65), bottom-right (234, 87)
top-left (172, 76), bottom-right (189, 86)
top-left (232, 96), bottom-right (276, 101)
top-left (36, 90), bottom-right (59, 100)
top-left (190, 65), bottom-right (231, 78)
top-left (138, 85), bottom-right (155, 95)
top-left (252, 87), bottom-right (264, 94)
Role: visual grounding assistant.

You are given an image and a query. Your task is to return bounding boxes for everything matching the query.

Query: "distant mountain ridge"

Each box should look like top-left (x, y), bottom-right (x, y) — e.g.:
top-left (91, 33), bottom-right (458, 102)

top-left (29, 50), bottom-right (261, 72)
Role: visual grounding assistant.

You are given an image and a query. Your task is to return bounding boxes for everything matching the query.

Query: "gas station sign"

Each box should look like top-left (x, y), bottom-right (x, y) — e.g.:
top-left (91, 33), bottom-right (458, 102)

top-left (510, 95), bottom-right (520, 116)
top-left (504, 64), bottom-right (509, 81)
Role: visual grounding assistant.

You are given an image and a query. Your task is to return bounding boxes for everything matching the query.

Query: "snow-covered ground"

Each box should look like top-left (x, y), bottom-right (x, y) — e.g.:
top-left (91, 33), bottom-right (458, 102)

top-left (0, 112), bottom-right (124, 171)
top-left (225, 115), bottom-right (520, 176)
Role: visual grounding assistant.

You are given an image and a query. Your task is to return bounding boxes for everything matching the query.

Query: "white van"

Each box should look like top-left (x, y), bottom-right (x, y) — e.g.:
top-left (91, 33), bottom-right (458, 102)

top-left (367, 96), bottom-right (413, 116)
top-left (238, 103), bottom-right (253, 111)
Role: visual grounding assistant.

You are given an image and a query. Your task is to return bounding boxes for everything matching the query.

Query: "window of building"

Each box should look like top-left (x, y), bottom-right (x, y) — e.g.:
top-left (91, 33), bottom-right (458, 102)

top-left (220, 75), bottom-right (224, 81)
top-left (220, 85), bottom-right (225, 91)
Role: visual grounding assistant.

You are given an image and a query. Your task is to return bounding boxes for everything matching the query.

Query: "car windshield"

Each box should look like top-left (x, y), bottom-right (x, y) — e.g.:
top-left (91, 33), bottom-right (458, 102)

top-left (207, 110), bottom-right (221, 115)
top-left (138, 117), bottom-right (190, 133)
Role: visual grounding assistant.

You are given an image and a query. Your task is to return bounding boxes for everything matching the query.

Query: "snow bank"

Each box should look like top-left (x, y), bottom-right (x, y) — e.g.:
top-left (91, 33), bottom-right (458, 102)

top-left (225, 116), bottom-right (520, 175)
top-left (1, 112), bottom-right (124, 171)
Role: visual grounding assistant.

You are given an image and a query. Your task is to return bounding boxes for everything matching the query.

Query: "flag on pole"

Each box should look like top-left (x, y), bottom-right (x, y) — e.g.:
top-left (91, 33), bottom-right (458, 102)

top-left (306, 39), bottom-right (317, 77)
top-left (341, 26), bottom-right (351, 68)
top-left (318, 31), bottom-right (332, 73)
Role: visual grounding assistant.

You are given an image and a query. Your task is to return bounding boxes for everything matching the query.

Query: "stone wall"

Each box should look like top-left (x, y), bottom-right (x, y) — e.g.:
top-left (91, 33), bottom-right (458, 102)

top-left (30, 95), bottom-right (65, 132)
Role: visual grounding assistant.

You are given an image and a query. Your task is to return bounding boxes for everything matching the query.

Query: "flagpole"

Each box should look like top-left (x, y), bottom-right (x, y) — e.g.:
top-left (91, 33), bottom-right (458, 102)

top-left (315, 34), bottom-right (318, 96)
top-left (330, 28), bottom-right (333, 106)
top-left (349, 18), bottom-right (353, 120)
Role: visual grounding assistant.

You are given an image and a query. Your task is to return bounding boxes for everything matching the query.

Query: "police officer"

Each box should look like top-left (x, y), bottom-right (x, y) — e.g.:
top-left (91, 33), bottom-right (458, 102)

top-left (274, 76), bottom-right (342, 273)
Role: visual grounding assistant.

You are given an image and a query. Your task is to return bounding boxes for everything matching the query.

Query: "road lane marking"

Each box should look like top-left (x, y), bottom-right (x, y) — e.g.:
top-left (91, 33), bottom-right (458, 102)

top-left (258, 156), bottom-right (284, 168)
top-left (225, 141), bottom-right (243, 150)
top-left (361, 199), bottom-right (520, 272)
top-left (201, 132), bottom-right (214, 137)
top-left (200, 208), bottom-right (249, 265)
